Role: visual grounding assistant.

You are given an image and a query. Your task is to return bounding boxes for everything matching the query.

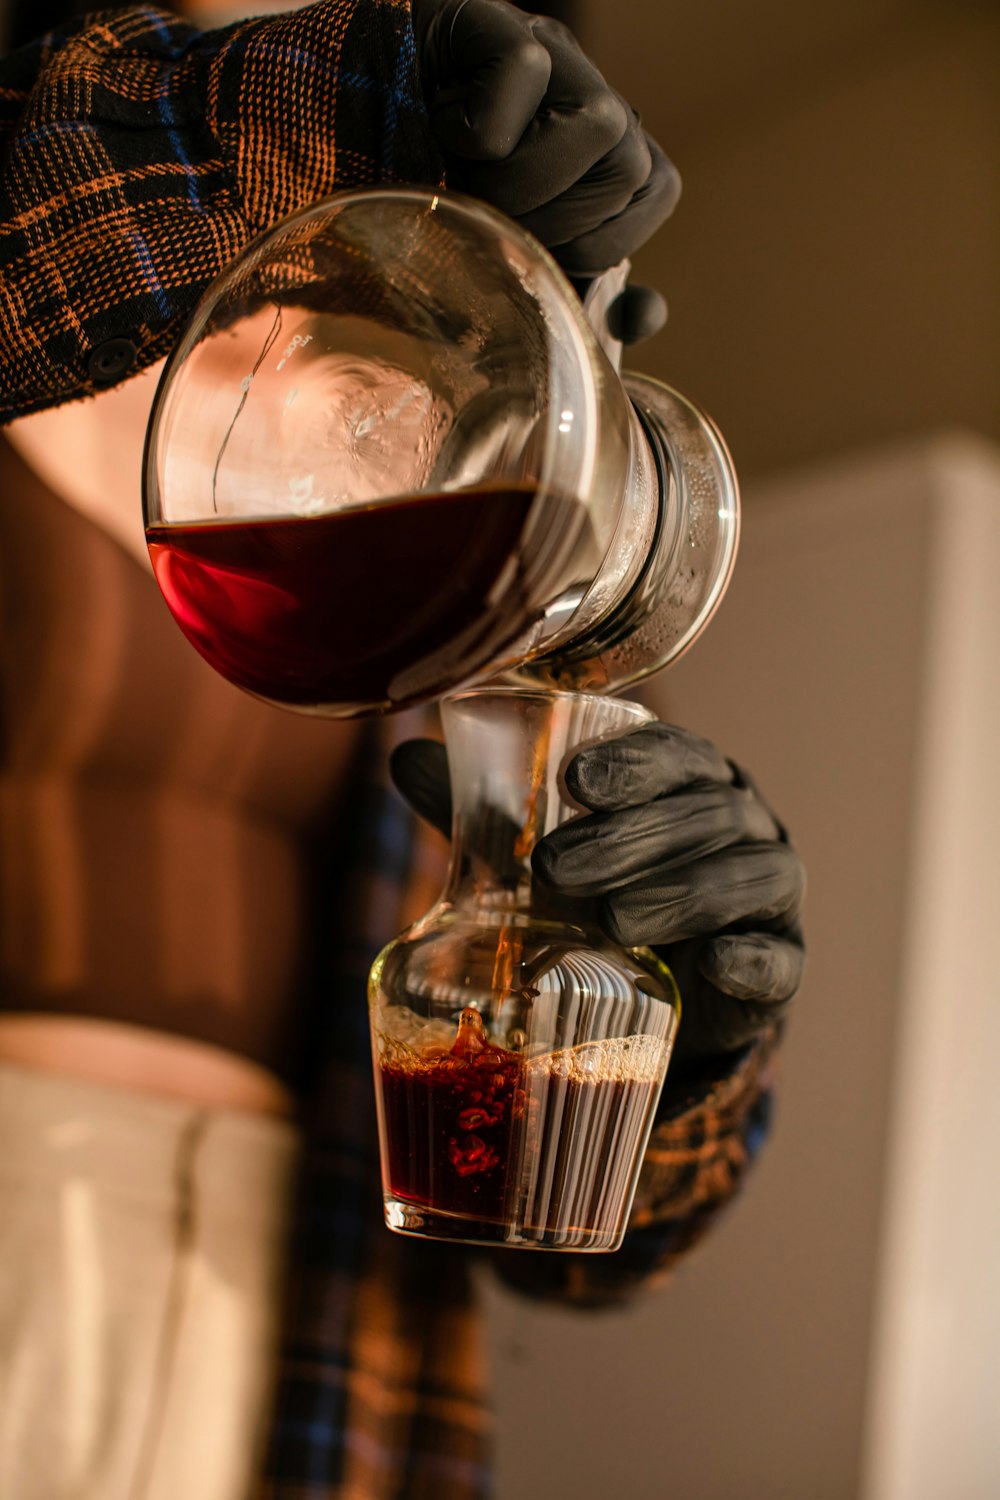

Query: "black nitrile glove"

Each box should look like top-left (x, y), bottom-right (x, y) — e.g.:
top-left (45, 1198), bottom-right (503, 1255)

top-left (390, 737), bottom-right (455, 835)
top-left (390, 724), bottom-right (805, 1074)
top-left (410, 0), bottom-right (681, 275)
top-left (603, 283), bottom-right (668, 343)
top-left (532, 723), bottom-right (805, 1069)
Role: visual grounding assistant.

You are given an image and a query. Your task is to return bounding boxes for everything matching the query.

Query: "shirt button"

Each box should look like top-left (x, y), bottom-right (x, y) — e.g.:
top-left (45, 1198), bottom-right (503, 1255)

top-left (87, 338), bottom-right (138, 384)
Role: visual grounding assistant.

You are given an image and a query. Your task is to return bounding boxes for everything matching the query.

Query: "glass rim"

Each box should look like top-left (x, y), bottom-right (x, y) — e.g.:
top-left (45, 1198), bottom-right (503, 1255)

top-left (443, 684), bottom-right (654, 722)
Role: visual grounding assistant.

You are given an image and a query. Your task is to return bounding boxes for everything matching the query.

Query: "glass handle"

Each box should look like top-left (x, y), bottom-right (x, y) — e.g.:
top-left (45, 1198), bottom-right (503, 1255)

top-left (577, 259), bottom-right (630, 375)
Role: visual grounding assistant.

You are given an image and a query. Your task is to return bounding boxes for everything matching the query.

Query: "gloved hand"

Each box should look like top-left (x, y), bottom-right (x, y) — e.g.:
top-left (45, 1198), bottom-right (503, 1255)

top-left (390, 723), bottom-right (805, 1073)
top-left (410, 0), bottom-right (681, 275)
top-left (532, 723), bottom-right (805, 1068)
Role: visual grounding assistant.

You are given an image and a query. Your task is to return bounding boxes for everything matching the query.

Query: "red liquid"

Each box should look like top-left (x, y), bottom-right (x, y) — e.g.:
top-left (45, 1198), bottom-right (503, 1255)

top-left (378, 1009), bottom-right (525, 1225)
top-left (146, 485), bottom-right (538, 713)
top-left (375, 1008), bottom-right (663, 1245)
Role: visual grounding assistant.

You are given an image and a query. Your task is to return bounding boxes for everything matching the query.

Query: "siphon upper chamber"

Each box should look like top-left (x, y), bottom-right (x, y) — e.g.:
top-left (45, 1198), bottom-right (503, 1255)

top-left (143, 187), bottom-right (739, 717)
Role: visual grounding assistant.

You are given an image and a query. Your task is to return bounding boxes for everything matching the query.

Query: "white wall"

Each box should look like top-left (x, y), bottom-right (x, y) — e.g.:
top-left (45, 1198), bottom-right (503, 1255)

top-left (858, 437), bottom-right (1000, 1500)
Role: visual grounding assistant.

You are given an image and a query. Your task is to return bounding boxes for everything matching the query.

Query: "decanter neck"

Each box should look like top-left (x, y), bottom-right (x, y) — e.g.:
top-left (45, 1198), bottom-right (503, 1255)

top-left (439, 688), bottom-right (652, 911)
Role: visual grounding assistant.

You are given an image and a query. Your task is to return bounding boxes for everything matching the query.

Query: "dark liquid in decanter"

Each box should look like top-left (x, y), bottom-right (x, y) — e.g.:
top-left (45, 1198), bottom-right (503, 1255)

top-left (146, 483), bottom-right (575, 714)
top-left (375, 1007), bottom-right (661, 1244)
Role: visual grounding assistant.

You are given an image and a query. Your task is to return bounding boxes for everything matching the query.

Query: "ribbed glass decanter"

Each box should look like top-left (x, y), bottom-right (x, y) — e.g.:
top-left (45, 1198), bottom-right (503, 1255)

top-left (369, 688), bottom-right (680, 1251)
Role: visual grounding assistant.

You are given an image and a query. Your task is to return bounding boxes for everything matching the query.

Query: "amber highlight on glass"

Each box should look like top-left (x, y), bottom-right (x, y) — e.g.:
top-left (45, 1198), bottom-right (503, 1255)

top-left (369, 689), bottom-right (680, 1251)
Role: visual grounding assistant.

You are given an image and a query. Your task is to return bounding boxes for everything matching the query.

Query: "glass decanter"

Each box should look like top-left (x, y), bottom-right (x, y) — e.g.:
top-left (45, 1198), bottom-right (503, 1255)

top-left (369, 688), bottom-right (680, 1250)
top-left (143, 186), bottom-right (738, 716)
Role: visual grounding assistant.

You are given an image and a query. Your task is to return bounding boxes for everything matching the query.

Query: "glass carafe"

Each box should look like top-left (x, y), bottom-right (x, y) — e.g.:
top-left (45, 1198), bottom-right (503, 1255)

top-left (143, 186), bottom-right (738, 716)
top-left (369, 688), bottom-right (680, 1250)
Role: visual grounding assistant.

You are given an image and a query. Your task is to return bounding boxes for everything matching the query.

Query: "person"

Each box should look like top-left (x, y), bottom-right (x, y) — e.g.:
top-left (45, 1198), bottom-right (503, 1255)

top-left (0, 3), bottom-right (805, 1498)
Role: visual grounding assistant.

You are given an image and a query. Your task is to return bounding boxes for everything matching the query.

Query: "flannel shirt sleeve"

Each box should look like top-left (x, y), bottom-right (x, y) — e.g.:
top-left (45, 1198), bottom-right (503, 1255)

top-left (490, 1026), bottom-right (780, 1308)
top-left (0, 0), bottom-right (442, 423)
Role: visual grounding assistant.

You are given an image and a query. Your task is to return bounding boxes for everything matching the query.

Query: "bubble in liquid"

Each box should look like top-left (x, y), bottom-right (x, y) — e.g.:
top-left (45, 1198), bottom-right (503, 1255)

top-left (372, 1003), bottom-right (669, 1084)
top-left (529, 1033), bottom-right (669, 1086)
top-left (452, 1005), bottom-right (489, 1058)
top-left (375, 1003), bottom-right (455, 1053)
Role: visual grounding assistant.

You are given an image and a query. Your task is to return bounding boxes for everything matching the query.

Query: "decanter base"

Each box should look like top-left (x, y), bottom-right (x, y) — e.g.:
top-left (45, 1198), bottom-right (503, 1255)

top-left (382, 1196), bottom-right (626, 1253)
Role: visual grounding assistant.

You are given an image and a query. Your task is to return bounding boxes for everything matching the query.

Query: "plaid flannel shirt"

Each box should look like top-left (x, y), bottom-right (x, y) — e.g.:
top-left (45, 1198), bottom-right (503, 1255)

top-left (0, 8), bottom-right (780, 1495)
top-left (0, 0), bottom-right (443, 422)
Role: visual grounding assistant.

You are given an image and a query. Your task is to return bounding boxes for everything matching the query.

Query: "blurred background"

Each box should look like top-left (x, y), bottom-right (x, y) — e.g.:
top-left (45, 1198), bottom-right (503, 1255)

top-left (483, 2), bottom-right (1000, 1497)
